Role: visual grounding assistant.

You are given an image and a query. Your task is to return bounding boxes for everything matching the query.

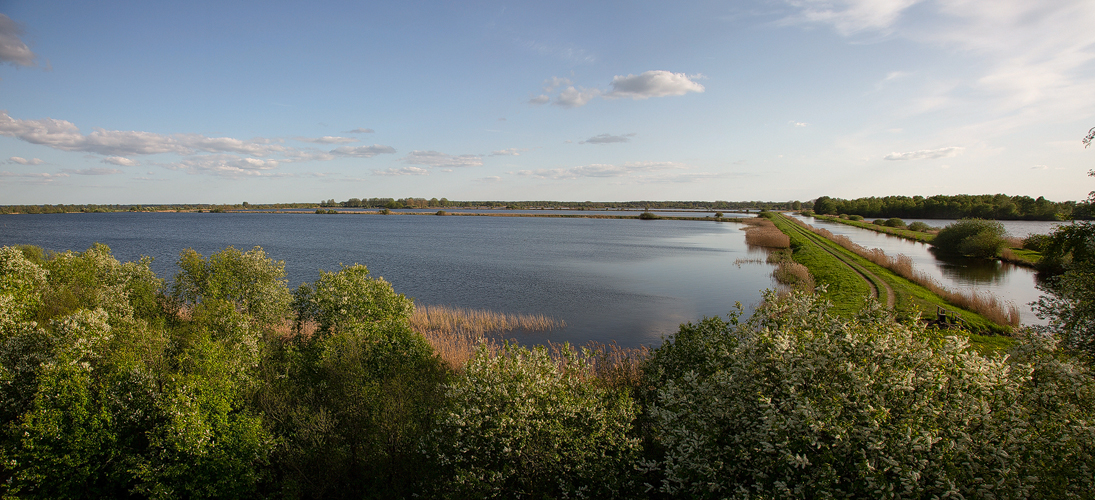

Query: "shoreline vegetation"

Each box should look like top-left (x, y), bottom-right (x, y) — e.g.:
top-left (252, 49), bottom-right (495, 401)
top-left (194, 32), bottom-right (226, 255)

top-left (766, 212), bottom-right (1020, 344)
top-left (1, 243), bottom-right (1092, 498)
top-left (806, 212), bottom-right (1044, 269)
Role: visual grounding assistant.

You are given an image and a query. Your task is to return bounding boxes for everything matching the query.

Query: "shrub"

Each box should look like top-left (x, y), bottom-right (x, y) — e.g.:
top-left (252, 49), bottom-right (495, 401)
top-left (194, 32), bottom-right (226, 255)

top-left (293, 264), bottom-right (414, 335)
top-left (873, 219), bottom-right (887, 225)
top-left (884, 217), bottom-right (906, 228)
top-left (173, 246), bottom-right (291, 328)
top-left (800, 210), bottom-right (815, 216)
top-left (1023, 233), bottom-right (1052, 252)
top-left (426, 343), bottom-right (641, 498)
top-left (908, 221), bottom-right (932, 232)
top-left (435, 210), bottom-right (447, 216)
top-left (642, 290), bottom-right (1095, 499)
top-left (638, 211), bottom-right (661, 220)
top-left (848, 214), bottom-right (864, 221)
top-left (931, 218), bottom-right (1008, 258)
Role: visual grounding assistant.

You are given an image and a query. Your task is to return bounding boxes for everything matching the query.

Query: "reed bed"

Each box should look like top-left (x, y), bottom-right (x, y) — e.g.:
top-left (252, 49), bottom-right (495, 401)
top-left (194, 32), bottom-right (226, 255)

top-left (410, 304), bottom-right (565, 335)
top-left (786, 216), bottom-right (1021, 327)
top-left (733, 257), bottom-right (765, 267)
top-left (544, 341), bottom-right (651, 391)
top-left (742, 218), bottom-right (791, 248)
top-left (772, 261), bottom-right (815, 292)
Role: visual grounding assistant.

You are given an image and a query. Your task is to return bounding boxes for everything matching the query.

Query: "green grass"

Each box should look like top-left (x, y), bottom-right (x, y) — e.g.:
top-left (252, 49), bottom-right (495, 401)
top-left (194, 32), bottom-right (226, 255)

top-left (769, 216), bottom-right (873, 316)
top-left (814, 215), bottom-right (936, 243)
top-left (771, 215), bottom-right (1015, 343)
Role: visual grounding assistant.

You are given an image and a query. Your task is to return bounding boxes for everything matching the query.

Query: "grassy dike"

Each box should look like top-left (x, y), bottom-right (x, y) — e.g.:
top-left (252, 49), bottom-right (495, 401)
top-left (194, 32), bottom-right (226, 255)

top-left (769, 213), bottom-right (1015, 351)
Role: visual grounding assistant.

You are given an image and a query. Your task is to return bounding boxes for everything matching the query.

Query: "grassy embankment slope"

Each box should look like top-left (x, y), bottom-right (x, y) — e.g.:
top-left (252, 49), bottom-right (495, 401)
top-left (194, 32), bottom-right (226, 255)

top-left (811, 214), bottom-right (1043, 267)
top-left (769, 213), bottom-right (1015, 351)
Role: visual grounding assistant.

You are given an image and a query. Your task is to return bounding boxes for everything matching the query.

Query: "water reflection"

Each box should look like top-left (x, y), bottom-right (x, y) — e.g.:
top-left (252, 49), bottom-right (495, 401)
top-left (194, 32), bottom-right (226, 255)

top-left (792, 215), bottom-right (1046, 325)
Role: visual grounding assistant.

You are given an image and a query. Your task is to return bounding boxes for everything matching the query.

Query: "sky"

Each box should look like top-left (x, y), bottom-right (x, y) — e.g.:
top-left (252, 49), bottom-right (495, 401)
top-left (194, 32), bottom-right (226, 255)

top-left (1, 0), bottom-right (1094, 204)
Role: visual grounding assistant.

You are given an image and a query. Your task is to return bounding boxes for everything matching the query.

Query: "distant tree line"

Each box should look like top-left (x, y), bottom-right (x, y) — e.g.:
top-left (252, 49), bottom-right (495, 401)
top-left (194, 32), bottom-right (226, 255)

top-left (812, 194), bottom-right (1082, 220)
top-left (319, 198), bottom-right (809, 211)
top-left (0, 203), bottom-right (317, 214)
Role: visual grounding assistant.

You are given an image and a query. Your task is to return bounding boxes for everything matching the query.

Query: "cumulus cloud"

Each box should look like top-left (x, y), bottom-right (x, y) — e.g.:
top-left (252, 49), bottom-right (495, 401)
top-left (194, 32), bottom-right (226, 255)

top-left (8, 156), bottom-right (44, 165)
top-left (344, 128), bottom-right (375, 134)
top-left (373, 166), bottom-right (429, 176)
top-left (883, 146), bottom-right (964, 160)
top-left (580, 133), bottom-right (636, 144)
top-left (517, 161), bottom-right (683, 180)
top-left (102, 156), bottom-right (138, 166)
top-left (531, 71), bottom-right (703, 108)
top-left (489, 148), bottom-right (529, 156)
top-left (403, 150), bottom-right (483, 168)
top-left (555, 86), bottom-right (601, 108)
top-left (604, 71), bottom-right (705, 100)
top-left (296, 136), bottom-right (357, 144)
top-left (0, 14), bottom-right (36, 67)
top-left (330, 145), bottom-right (396, 157)
top-left (63, 167), bottom-right (122, 175)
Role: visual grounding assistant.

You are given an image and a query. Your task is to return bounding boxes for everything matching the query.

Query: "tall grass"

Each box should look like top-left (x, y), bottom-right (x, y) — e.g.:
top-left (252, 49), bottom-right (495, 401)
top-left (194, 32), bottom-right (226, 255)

top-left (742, 218), bottom-right (791, 248)
top-left (785, 216), bottom-right (1021, 327)
top-left (409, 304), bottom-right (649, 386)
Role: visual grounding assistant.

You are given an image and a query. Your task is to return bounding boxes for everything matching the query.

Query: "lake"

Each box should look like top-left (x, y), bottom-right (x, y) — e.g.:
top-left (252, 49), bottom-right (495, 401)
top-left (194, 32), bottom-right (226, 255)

top-left (0, 212), bottom-right (775, 347)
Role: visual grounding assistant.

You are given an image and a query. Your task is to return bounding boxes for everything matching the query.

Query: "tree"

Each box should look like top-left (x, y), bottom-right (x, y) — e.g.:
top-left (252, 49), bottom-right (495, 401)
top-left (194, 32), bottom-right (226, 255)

top-left (172, 246), bottom-right (292, 329)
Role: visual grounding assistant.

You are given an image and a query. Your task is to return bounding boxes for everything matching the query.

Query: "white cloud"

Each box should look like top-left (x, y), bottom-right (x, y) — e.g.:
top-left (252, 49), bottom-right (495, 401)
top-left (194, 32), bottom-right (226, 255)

top-left (883, 146), bottom-right (964, 160)
top-left (604, 71), bottom-right (705, 100)
top-left (580, 133), bottom-right (635, 144)
top-left (0, 171), bottom-right (68, 183)
top-left (329, 145), bottom-right (397, 157)
top-left (532, 71), bottom-right (704, 109)
top-left (344, 128), bottom-right (375, 134)
top-left (790, 121), bottom-right (808, 127)
top-left (0, 111), bottom-right (289, 157)
top-left (1031, 164), bottom-right (1049, 170)
top-left (8, 156), bottom-right (44, 165)
top-left (164, 155), bottom-right (284, 178)
top-left (555, 86), bottom-right (601, 108)
top-left (0, 14), bottom-right (36, 67)
top-left (489, 148), bottom-right (528, 156)
top-left (296, 136), bottom-right (357, 144)
top-left (403, 150), bottom-right (483, 168)
top-left (373, 166), bottom-right (429, 176)
top-left (786, 0), bottom-right (1095, 134)
top-left (102, 156), bottom-right (138, 166)
top-left (517, 161), bottom-right (684, 180)
top-left (64, 167), bottom-right (122, 175)
top-left (782, 0), bottom-right (923, 36)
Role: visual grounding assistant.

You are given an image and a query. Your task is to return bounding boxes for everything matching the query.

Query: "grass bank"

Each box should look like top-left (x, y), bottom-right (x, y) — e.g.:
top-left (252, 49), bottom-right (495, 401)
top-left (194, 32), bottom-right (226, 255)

top-left (770, 214), bottom-right (1017, 343)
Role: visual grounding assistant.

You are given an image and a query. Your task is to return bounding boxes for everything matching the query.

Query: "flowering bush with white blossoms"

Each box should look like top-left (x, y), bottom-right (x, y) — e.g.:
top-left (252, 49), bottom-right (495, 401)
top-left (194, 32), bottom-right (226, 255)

top-left (642, 290), bottom-right (1095, 499)
top-left (427, 343), bottom-right (642, 499)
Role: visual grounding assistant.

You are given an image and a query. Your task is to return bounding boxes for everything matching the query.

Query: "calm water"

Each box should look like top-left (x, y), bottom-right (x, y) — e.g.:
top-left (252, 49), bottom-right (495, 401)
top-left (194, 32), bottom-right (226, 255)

top-left (793, 215), bottom-right (1057, 325)
top-left (0, 213), bottom-right (775, 347)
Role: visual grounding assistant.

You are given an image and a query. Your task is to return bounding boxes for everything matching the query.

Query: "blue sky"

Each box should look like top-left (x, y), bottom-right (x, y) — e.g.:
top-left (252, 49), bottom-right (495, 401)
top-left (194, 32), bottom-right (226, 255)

top-left (1, 0), bottom-right (1093, 204)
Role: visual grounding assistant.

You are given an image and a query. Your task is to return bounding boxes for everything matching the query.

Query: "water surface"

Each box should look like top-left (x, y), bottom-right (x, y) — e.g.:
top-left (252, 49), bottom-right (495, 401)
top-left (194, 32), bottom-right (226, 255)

top-left (0, 212), bottom-right (773, 347)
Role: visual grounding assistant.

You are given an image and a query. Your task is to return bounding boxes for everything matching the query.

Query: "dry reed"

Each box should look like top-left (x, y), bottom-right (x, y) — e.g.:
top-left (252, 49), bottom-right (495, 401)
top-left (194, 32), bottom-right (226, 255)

top-left (742, 218), bottom-right (791, 248)
top-left (786, 216), bottom-right (1021, 327)
top-left (410, 304), bottom-right (565, 335)
top-left (772, 261), bottom-right (815, 292)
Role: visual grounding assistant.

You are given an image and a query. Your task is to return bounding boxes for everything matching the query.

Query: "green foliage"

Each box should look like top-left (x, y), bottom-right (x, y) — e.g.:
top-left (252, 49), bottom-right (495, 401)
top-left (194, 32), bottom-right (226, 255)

top-left (1023, 233), bottom-right (1052, 252)
top-left (427, 343), bottom-right (641, 499)
top-left (642, 290), bottom-right (1095, 498)
top-left (907, 221), bottom-right (932, 232)
top-left (293, 264), bottom-right (414, 336)
top-left (847, 214), bottom-right (863, 221)
top-left (0, 246), bottom-right (48, 325)
top-left (931, 218), bottom-right (1008, 258)
top-left (262, 320), bottom-right (446, 498)
top-left (883, 217), bottom-right (906, 228)
top-left (1035, 221), bottom-right (1095, 362)
top-left (638, 211), bottom-right (661, 220)
top-left (810, 193), bottom-right (1073, 220)
top-left (173, 246), bottom-right (292, 328)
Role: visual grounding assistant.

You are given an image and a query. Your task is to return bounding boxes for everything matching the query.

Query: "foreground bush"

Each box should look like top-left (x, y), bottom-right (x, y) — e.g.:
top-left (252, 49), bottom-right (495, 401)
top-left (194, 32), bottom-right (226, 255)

top-left (642, 290), bottom-right (1095, 499)
top-left (426, 343), bottom-right (641, 498)
top-left (931, 218), bottom-right (1008, 258)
